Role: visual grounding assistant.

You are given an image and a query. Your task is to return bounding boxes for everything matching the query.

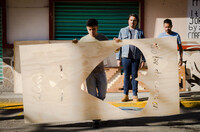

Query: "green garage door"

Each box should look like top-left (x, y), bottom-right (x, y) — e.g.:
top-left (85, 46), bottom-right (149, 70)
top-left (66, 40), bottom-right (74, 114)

top-left (0, 2), bottom-right (3, 84)
top-left (54, 1), bottom-right (139, 40)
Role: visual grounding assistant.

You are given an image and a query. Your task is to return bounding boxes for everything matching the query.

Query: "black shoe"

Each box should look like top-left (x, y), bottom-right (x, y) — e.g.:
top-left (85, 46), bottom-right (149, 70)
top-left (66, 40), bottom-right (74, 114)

top-left (92, 120), bottom-right (100, 129)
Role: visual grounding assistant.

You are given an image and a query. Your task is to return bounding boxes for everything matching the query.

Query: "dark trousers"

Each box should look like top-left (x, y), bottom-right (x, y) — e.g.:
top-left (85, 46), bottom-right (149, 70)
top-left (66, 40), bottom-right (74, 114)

top-left (122, 58), bottom-right (140, 96)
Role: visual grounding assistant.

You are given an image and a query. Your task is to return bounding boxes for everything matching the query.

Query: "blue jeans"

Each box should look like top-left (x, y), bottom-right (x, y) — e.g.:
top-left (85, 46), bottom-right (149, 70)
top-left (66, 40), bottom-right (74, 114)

top-left (86, 72), bottom-right (107, 100)
top-left (122, 58), bottom-right (140, 96)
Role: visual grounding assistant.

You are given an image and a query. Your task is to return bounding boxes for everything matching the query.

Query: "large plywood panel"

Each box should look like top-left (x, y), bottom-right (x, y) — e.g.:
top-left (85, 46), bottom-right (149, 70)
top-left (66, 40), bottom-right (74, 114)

top-left (14, 40), bottom-right (72, 93)
top-left (14, 40), bottom-right (118, 93)
top-left (19, 37), bottom-right (179, 123)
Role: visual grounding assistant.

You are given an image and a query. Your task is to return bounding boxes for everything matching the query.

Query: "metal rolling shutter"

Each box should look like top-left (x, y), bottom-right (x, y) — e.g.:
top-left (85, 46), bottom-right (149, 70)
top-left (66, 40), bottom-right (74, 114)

top-left (54, 1), bottom-right (139, 40)
top-left (0, 2), bottom-right (3, 84)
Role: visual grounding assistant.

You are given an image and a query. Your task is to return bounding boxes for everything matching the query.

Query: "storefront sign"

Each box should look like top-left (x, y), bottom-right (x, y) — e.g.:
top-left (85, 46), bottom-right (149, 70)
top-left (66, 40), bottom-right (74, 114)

top-left (187, 0), bottom-right (200, 39)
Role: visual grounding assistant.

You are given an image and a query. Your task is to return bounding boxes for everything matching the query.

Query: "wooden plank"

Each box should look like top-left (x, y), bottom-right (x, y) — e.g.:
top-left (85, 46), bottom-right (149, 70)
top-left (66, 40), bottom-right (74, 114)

top-left (14, 40), bottom-right (71, 93)
top-left (19, 37), bottom-right (179, 123)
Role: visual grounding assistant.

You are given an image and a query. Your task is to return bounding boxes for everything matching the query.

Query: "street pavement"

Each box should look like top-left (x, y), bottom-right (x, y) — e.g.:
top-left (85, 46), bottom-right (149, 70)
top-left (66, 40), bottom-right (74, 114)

top-left (0, 91), bottom-right (200, 131)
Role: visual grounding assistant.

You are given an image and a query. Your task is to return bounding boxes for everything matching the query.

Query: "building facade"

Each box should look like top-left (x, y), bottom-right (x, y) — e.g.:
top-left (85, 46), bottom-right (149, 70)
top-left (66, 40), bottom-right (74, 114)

top-left (0, 0), bottom-right (199, 92)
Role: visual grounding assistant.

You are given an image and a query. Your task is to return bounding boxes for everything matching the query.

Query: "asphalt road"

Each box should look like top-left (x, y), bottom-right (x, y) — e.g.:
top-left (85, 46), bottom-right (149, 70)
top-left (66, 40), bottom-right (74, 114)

top-left (0, 106), bottom-right (200, 132)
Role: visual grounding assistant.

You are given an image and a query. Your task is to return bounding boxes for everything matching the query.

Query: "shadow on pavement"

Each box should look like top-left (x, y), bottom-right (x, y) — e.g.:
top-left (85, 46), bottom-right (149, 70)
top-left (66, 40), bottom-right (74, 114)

top-left (0, 108), bottom-right (24, 121)
top-left (0, 108), bottom-right (23, 115)
top-left (31, 111), bottom-right (200, 131)
top-left (180, 91), bottom-right (200, 97)
top-left (0, 115), bottom-right (24, 121)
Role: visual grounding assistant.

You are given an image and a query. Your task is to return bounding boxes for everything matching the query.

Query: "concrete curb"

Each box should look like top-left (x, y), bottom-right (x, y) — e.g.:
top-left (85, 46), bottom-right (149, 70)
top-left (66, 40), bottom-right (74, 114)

top-left (1, 100), bottom-right (200, 110)
top-left (0, 91), bottom-right (199, 109)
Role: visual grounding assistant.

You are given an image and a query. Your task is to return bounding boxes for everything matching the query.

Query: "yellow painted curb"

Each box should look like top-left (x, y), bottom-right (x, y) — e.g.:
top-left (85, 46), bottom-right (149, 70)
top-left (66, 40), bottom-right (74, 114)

top-left (107, 101), bottom-right (147, 108)
top-left (0, 103), bottom-right (23, 109)
top-left (0, 100), bottom-right (200, 110)
top-left (108, 100), bottom-right (200, 108)
top-left (180, 101), bottom-right (200, 108)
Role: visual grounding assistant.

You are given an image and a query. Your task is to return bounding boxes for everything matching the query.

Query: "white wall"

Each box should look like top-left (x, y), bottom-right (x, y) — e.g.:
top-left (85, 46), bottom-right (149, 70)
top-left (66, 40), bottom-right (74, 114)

top-left (5, 0), bottom-right (191, 67)
top-left (6, 0), bottom-right (190, 44)
top-left (144, 0), bottom-right (187, 39)
top-left (6, 0), bottom-right (49, 44)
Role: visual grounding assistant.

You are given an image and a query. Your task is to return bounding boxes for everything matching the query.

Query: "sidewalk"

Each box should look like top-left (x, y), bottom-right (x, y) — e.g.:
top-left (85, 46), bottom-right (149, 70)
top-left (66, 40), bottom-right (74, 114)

top-left (106, 91), bottom-right (200, 109)
top-left (0, 92), bottom-right (23, 109)
top-left (0, 91), bottom-right (200, 132)
top-left (0, 91), bottom-right (200, 110)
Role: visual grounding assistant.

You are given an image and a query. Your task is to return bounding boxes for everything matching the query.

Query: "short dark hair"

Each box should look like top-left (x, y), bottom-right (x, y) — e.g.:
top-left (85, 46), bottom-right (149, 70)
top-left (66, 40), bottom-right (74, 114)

top-left (128, 14), bottom-right (139, 23)
top-left (86, 18), bottom-right (98, 27)
top-left (164, 19), bottom-right (172, 26)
